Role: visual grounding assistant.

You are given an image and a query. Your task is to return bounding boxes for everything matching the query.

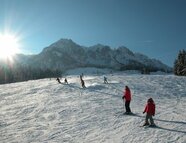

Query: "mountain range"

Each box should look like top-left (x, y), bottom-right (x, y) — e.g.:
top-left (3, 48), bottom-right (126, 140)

top-left (13, 38), bottom-right (172, 73)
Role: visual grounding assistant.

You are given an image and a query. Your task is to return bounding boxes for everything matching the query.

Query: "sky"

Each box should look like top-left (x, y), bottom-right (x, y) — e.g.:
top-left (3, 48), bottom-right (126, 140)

top-left (0, 0), bottom-right (186, 67)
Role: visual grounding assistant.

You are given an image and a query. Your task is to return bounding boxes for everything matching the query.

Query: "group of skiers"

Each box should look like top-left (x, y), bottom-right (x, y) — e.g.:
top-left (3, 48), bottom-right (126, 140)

top-left (56, 76), bottom-right (155, 127)
top-left (122, 86), bottom-right (156, 127)
top-left (56, 77), bottom-right (68, 84)
top-left (56, 75), bottom-right (108, 88)
top-left (56, 75), bottom-right (86, 88)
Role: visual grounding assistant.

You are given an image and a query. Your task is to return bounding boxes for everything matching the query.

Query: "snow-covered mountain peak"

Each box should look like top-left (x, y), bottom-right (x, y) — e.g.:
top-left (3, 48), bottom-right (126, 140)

top-left (89, 44), bottom-right (111, 53)
top-left (49, 38), bottom-right (78, 48)
top-left (42, 39), bottom-right (82, 54)
top-left (14, 38), bottom-right (172, 72)
top-left (117, 46), bottom-right (134, 56)
top-left (135, 53), bottom-right (149, 59)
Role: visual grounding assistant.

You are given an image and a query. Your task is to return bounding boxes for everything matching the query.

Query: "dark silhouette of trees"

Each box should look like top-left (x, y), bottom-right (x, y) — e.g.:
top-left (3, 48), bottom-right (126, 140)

top-left (174, 50), bottom-right (186, 76)
top-left (0, 62), bottom-right (63, 84)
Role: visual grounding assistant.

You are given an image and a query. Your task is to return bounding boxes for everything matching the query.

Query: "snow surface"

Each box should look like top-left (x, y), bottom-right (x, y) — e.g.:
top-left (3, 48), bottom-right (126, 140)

top-left (0, 72), bottom-right (186, 143)
top-left (65, 67), bottom-right (115, 75)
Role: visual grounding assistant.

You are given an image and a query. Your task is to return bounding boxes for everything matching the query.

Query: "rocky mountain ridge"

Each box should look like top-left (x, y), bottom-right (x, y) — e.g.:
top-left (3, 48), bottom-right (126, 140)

top-left (14, 38), bottom-right (172, 72)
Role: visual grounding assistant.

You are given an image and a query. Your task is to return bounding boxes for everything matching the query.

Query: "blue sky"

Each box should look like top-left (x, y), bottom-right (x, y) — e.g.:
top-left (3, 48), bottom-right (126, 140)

top-left (0, 0), bottom-right (186, 67)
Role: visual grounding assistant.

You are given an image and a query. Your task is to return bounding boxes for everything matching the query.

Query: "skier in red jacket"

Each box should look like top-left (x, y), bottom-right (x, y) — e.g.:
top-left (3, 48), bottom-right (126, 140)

top-left (143, 98), bottom-right (156, 126)
top-left (122, 86), bottom-right (132, 114)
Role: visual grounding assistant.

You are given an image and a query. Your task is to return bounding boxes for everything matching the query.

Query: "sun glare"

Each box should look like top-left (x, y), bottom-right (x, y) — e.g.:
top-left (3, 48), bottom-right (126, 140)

top-left (0, 33), bottom-right (21, 60)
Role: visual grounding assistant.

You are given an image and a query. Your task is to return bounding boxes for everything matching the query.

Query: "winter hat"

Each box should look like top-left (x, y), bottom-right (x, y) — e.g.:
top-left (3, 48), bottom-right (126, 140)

top-left (148, 98), bottom-right (154, 103)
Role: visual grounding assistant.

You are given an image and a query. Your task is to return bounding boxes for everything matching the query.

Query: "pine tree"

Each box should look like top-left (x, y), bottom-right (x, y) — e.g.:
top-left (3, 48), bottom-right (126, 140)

top-left (174, 59), bottom-right (178, 75)
top-left (174, 50), bottom-right (186, 76)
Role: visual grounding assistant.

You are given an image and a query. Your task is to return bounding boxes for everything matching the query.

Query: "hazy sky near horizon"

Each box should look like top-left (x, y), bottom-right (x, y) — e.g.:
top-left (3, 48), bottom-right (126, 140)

top-left (0, 0), bottom-right (186, 67)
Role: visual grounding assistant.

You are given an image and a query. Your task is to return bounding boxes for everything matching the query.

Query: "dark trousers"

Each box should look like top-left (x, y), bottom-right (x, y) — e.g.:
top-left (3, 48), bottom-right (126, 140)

top-left (145, 114), bottom-right (155, 125)
top-left (125, 101), bottom-right (131, 113)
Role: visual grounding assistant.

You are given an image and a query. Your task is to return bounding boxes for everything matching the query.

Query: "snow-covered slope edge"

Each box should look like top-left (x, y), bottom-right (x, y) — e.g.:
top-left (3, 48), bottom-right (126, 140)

top-left (0, 73), bottom-right (185, 143)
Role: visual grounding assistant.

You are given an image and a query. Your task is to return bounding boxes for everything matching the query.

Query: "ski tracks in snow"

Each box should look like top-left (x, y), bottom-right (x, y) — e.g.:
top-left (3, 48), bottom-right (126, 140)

top-left (0, 75), bottom-right (186, 143)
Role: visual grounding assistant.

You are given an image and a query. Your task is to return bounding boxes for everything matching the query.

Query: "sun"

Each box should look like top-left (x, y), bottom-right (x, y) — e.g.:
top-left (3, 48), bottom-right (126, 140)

top-left (0, 33), bottom-right (21, 60)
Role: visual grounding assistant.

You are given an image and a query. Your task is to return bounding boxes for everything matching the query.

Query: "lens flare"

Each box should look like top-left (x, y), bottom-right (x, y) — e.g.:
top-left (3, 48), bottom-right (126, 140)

top-left (0, 33), bottom-right (21, 60)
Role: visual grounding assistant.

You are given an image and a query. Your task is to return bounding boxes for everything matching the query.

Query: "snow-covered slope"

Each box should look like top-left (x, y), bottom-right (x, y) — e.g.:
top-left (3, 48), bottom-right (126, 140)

top-left (0, 73), bottom-right (185, 143)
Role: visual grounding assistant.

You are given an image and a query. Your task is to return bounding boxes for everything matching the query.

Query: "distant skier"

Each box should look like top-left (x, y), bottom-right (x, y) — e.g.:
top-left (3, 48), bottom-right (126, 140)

top-left (122, 86), bottom-right (132, 114)
top-left (80, 75), bottom-right (86, 88)
top-left (142, 98), bottom-right (156, 127)
top-left (64, 78), bottom-right (68, 84)
top-left (56, 77), bottom-right (61, 84)
top-left (104, 76), bottom-right (108, 84)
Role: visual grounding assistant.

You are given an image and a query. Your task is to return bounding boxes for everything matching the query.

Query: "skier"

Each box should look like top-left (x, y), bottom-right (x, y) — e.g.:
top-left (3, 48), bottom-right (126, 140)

top-left (56, 77), bottom-right (61, 84)
top-left (122, 86), bottom-right (132, 114)
top-left (142, 98), bottom-right (156, 127)
top-left (104, 76), bottom-right (108, 84)
top-left (64, 78), bottom-right (68, 84)
top-left (80, 75), bottom-right (86, 88)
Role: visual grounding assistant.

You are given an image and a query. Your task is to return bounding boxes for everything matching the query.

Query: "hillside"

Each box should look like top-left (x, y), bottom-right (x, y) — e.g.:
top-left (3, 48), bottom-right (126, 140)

top-left (15, 39), bottom-right (172, 72)
top-left (0, 72), bottom-right (186, 143)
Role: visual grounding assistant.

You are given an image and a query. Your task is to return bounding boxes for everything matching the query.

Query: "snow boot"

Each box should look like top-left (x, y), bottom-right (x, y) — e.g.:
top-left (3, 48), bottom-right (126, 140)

top-left (149, 124), bottom-right (156, 127)
top-left (124, 111), bottom-right (132, 115)
top-left (142, 122), bottom-right (150, 126)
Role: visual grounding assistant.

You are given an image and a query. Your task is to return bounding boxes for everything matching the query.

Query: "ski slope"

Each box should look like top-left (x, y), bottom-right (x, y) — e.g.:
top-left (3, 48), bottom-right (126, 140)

top-left (0, 73), bottom-right (186, 143)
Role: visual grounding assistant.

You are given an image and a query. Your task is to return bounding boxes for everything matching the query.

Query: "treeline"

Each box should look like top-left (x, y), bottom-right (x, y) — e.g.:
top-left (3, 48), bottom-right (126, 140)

top-left (119, 60), bottom-right (168, 74)
top-left (0, 63), bottom-right (62, 84)
top-left (174, 49), bottom-right (186, 76)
